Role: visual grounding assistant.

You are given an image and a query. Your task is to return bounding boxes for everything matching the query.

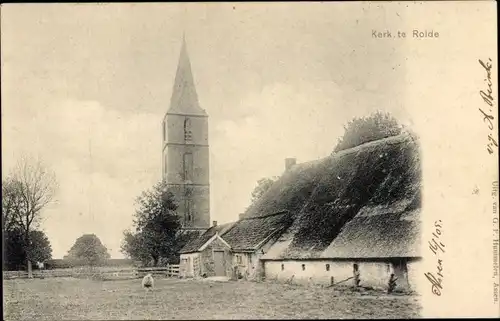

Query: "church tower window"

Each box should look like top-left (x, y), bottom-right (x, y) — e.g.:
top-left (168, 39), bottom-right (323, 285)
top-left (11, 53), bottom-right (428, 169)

top-left (163, 154), bottom-right (168, 179)
top-left (185, 199), bottom-right (192, 223)
top-left (162, 121), bottom-right (166, 142)
top-left (184, 118), bottom-right (192, 142)
top-left (183, 152), bottom-right (193, 181)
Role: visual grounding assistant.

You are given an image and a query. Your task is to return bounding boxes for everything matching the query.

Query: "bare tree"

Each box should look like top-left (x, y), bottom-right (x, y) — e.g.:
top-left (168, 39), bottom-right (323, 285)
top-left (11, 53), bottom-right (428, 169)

top-left (4, 156), bottom-right (57, 278)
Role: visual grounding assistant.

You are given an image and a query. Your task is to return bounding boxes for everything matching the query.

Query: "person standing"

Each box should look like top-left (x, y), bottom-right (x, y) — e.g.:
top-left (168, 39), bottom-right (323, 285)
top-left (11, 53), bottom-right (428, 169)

top-left (36, 261), bottom-right (45, 279)
top-left (353, 264), bottom-right (361, 287)
top-left (387, 273), bottom-right (398, 294)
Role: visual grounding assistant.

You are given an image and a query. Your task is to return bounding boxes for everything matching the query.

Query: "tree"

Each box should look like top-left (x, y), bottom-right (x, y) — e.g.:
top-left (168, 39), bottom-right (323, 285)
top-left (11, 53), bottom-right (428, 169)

top-left (250, 177), bottom-right (278, 204)
top-left (65, 234), bottom-right (110, 267)
top-left (2, 178), bottom-right (24, 233)
top-left (333, 111), bottom-right (404, 153)
top-left (120, 230), bottom-right (151, 265)
top-left (120, 180), bottom-right (181, 266)
top-left (4, 228), bottom-right (52, 271)
top-left (29, 230), bottom-right (53, 264)
top-left (2, 156), bottom-right (57, 277)
top-left (3, 227), bottom-right (25, 271)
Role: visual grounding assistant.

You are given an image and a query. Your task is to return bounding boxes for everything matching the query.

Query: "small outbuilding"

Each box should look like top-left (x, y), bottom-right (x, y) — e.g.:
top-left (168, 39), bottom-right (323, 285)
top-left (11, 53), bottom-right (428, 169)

top-left (179, 221), bottom-right (235, 278)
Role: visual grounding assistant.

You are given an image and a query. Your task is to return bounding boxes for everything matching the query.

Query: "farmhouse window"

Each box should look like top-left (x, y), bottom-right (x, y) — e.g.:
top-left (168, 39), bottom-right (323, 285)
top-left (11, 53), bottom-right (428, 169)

top-left (301, 264), bottom-right (306, 271)
top-left (281, 264), bottom-right (284, 271)
top-left (236, 254), bottom-right (243, 264)
top-left (325, 264), bottom-right (330, 271)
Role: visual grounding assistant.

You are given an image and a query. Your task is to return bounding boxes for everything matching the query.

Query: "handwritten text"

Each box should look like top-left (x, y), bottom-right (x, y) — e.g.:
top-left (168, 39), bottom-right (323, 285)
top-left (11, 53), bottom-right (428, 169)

top-left (478, 58), bottom-right (498, 155)
top-left (425, 220), bottom-right (445, 296)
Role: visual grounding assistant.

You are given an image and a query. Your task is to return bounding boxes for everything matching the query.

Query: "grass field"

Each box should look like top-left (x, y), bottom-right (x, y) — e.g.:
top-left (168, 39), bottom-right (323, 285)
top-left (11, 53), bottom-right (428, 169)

top-left (4, 277), bottom-right (421, 320)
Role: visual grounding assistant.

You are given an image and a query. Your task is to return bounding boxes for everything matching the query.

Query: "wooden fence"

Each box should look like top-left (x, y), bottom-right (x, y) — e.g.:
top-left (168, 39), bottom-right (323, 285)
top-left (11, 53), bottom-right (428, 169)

top-left (136, 264), bottom-right (180, 278)
top-left (3, 269), bottom-right (73, 279)
top-left (3, 264), bottom-right (180, 280)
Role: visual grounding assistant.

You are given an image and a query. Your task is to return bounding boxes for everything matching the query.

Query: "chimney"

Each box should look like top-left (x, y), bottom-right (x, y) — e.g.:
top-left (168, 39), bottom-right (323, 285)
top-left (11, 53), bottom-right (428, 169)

top-left (212, 220), bottom-right (217, 227)
top-left (239, 213), bottom-right (245, 220)
top-left (285, 158), bottom-right (297, 172)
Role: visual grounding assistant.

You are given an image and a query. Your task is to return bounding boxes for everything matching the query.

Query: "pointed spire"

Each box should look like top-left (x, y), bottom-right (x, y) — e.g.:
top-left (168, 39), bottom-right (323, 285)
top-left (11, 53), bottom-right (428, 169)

top-left (168, 35), bottom-right (206, 115)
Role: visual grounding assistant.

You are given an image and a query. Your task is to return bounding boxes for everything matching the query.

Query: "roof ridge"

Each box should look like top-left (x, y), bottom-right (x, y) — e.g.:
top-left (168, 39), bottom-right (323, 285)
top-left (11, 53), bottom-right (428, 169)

top-left (241, 210), bottom-right (289, 221)
top-left (217, 221), bottom-right (236, 227)
top-left (291, 133), bottom-right (416, 171)
top-left (218, 221), bottom-right (237, 236)
top-left (331, 133), bottom-right (415, 158)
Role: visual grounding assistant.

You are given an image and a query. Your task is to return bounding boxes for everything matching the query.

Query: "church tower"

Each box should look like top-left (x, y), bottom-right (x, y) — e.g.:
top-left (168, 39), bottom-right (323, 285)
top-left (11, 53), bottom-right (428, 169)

top-left (162, 37), bottom-right (210, 230)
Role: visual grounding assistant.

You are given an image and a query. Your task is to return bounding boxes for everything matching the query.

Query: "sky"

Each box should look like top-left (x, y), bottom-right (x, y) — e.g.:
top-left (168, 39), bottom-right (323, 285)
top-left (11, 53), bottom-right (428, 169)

top-left (1, 3), bottom-right (414, 258)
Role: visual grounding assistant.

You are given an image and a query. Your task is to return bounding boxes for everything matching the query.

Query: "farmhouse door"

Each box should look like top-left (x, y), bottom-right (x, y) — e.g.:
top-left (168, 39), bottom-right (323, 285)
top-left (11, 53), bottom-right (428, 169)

top-left (393, 260), bottom-right (410, 290)
top-left (213, 251), bottom-right (226, 276)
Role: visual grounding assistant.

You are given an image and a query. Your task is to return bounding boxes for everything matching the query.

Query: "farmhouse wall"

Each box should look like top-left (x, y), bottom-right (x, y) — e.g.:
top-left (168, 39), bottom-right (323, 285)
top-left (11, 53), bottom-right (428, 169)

top-left (231, 252), bottom-right (254, 280)
top-left (179, 253), bottom-right (200, 278)
top-left (232, 236), bottom-right (278, 281)
top-left (264, 259), bottom-right (414, 291)
top-left (407, 259), bottom-right (423, 293)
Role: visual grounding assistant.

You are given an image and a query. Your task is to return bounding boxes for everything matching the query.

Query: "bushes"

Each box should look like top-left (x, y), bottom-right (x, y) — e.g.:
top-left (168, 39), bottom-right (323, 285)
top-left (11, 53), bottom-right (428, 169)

top-left (44, 259), bottom-right (73, 270)
top-left (333, 111), bottom-right (404, 153)
top-left (3, 229), bottom-right (52, 271)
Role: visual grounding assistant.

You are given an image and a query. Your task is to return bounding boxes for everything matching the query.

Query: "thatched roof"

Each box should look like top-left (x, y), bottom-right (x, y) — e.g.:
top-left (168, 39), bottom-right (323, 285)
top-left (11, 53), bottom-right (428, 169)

top-left (244, 159), bottom-right (326, 219)
top-left (179, 212), bottom-right (293, 254)
top-left (321, 208), bottom-right (421, 258)
top-left (222, 211), bottom-right (294, 252)
top-left (261, 133), bottom-right (421, 260)
top-left (179, 223), bottom-right (235, 254)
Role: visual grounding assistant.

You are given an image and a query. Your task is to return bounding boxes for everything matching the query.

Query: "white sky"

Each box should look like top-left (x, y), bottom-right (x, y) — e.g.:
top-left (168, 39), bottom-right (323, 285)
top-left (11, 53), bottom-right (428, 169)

top-left (1, 3), bottom-right (413, 258)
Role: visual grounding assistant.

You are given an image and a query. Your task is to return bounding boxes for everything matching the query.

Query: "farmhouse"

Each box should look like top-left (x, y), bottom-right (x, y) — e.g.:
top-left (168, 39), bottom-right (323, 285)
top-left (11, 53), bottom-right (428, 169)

top-left (179, 132), bottom-right (421, 292)
top-left (179, 212), bottom-right (293, 280)
top-left (261, 133), bottom-right (421, 292)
